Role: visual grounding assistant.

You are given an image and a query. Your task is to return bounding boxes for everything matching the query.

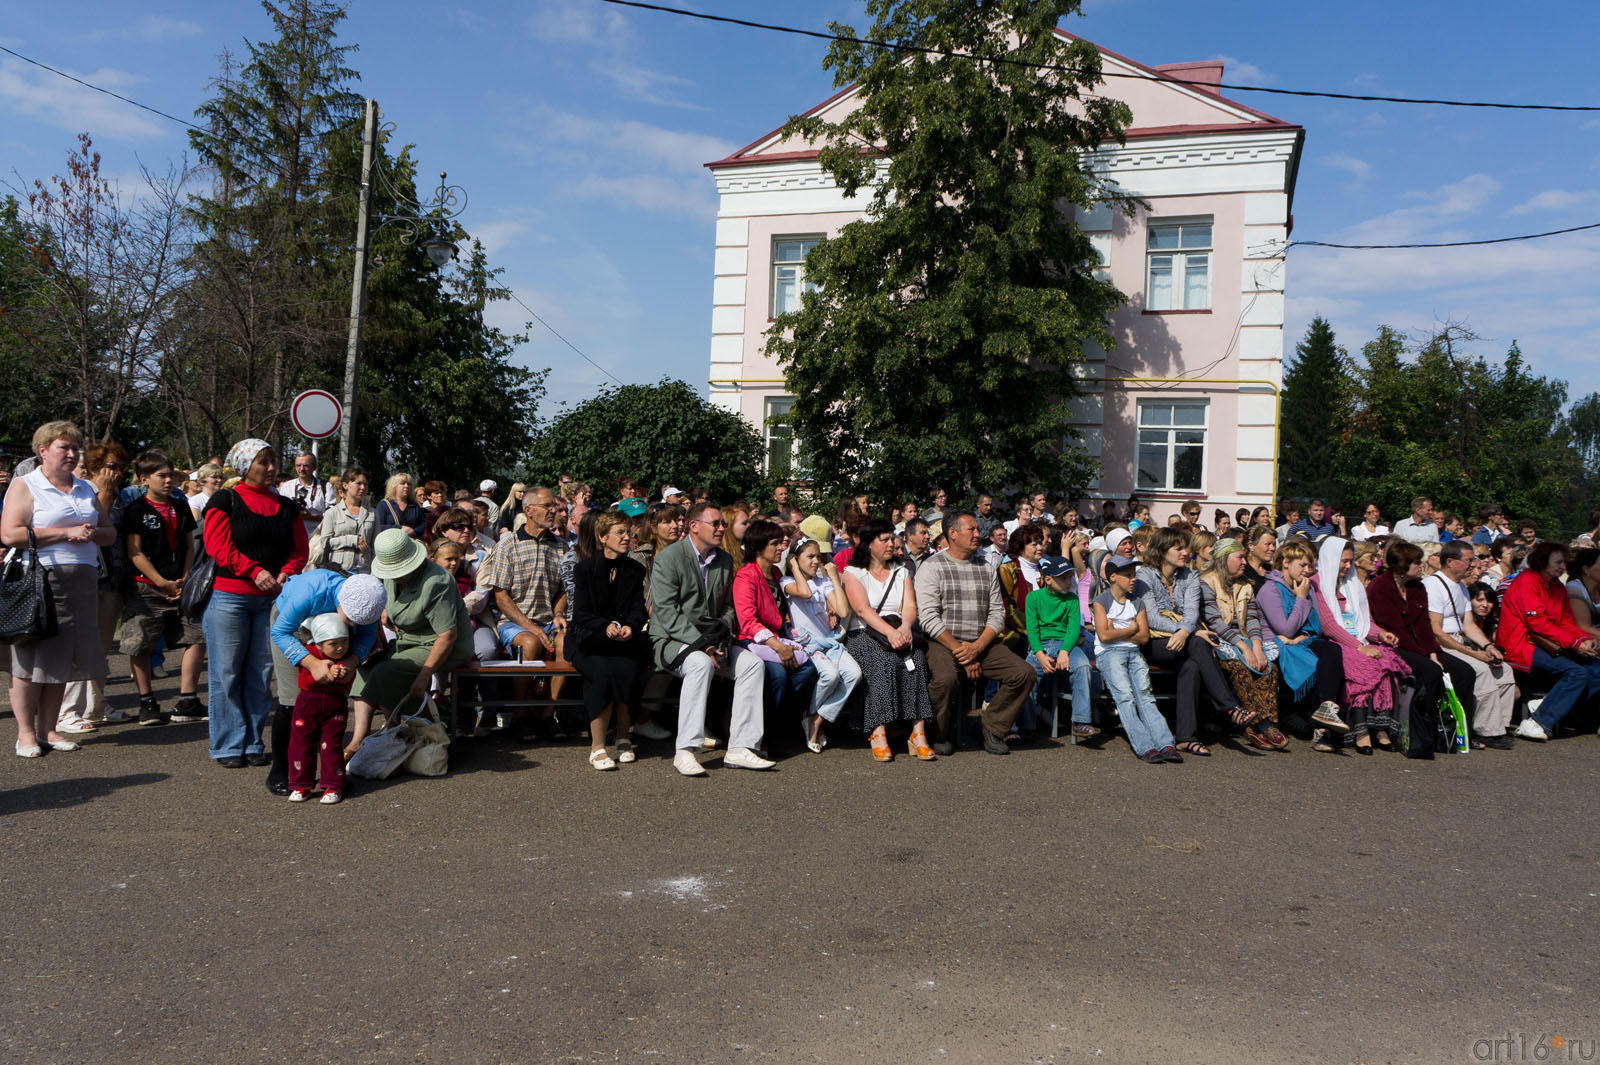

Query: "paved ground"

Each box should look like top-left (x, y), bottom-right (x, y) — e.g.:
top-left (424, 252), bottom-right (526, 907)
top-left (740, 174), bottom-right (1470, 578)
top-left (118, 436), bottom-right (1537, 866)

top-left (2, 661), bottom-right (1598, 1065)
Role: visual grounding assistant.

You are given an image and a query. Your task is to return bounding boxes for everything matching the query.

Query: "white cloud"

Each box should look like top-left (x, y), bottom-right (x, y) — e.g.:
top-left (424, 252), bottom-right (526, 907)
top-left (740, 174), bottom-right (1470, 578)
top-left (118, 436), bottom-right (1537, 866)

top-left (0, 59), bottom-right (166, 140)
top-left (470, 219), bottom-right (532, 257)
top-left (591, 60), bottom-right (708, 111)
top-left (573, 174), bottom-right (716, 219)
top-left (1506, 188), bottom-right (1597, 216)
top-left (543, 112), bottom-right (735, 173)
top-left (1323, 153), bottom-right (1372, 182)
top-left (80, 15), bottom-right (204, 42)
top-left (1209, 54), bottom-right (1276, 87)
top-left (527, 0), bottom-right (626, 44)
top-left (1330, 172), bottom-right (1501, 246)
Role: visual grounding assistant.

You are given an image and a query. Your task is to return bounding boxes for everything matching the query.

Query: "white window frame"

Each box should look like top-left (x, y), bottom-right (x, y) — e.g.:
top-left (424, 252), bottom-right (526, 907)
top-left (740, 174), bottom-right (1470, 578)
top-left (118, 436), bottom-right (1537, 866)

top-left (1145, 218), bottom-right (1213, 311)
top-left (771, 235), bottom-right (823, 318)
top-left (1088, 232), bottom-right (1111, 283)
top-left (764, 396), bottom-right (800, 478)
top-left (1136, 399), bottom-right (1208, 493)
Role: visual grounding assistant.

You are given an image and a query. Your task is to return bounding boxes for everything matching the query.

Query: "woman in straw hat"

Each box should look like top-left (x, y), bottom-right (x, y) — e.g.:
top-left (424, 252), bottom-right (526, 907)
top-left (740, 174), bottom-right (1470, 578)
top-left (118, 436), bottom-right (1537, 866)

top-left (344, 528), bottom-right (473, 757)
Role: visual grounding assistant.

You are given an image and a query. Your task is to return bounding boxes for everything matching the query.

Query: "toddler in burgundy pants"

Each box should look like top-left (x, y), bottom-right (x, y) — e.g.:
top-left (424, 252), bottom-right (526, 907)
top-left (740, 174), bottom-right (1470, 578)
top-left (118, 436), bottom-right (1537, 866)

top-left (289, 613), bottom-right (358, 805)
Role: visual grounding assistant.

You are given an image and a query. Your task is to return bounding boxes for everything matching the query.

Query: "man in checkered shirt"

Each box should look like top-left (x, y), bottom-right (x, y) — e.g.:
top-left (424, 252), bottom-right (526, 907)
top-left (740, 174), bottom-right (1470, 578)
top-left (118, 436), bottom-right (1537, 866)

top-left (914, 511), bottom-right (1035, 755)
top-left (476, 485), bottom-right (565, 663)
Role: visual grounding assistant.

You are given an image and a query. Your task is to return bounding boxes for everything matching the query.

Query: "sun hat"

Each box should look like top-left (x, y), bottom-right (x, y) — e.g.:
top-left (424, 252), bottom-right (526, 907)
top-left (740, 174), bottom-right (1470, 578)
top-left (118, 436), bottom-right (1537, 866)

top-left (370, 528), bottom-right (427, 580)
top-left (798, 514), bottom-right (833, 546)
top-left (225, 438), bottom-right (273, 476)
top-left (478, 479), bottom-right (497, 494)
top-left (336, 573), bottom-right (386, 626)
top-left (308, 612), bottom-right (348, 644)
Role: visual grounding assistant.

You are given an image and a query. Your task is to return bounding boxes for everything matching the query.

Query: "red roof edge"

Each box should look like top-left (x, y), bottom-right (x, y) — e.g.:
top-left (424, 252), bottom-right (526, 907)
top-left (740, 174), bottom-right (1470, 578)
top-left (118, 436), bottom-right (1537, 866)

top-left (1055, 28), bottom-right (1292, 125)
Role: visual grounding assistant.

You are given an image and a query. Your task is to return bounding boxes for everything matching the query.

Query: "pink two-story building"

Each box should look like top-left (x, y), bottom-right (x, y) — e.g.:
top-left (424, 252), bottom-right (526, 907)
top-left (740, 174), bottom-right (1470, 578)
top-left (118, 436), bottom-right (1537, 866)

top-left (704, 38), bottom-right (1304, 522)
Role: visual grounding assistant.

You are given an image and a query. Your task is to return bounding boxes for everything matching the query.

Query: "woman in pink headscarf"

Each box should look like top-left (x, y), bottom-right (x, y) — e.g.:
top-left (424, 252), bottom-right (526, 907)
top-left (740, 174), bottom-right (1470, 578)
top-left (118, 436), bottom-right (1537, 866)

top-left (1309, 537), bottom-right (1411, 753)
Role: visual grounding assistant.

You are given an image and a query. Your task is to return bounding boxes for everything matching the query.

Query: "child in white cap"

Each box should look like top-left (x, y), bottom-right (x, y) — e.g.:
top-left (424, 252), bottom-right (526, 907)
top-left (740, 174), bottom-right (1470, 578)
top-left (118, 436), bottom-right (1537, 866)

top-left (289, 612), bottom-right (358, 803)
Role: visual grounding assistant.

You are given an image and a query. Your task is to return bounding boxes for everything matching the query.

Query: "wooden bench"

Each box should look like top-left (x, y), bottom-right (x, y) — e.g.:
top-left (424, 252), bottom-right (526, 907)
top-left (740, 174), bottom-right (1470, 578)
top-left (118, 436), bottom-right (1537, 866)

top-left (445, 660), bottom-right (587, 723)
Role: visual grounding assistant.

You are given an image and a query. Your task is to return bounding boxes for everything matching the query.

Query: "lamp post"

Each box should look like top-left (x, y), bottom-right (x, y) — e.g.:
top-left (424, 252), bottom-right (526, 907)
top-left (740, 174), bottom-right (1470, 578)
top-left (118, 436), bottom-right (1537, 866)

top-left (338, 97), bottom-right (469, 469)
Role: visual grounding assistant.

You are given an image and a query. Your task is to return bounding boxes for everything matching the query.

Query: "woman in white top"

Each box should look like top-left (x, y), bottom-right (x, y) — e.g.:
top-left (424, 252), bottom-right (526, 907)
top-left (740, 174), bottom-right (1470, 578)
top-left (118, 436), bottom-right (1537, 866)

top-left (1565, 546), bottom-right (1600, 640)
top-left (1, 421), bottom-right (115, 758)
top-left (840, 516), bottom-right (935, 762)
top-left (188, 463), bottom-right (224, 520)
top-left (781, 536), bottom-right (863, 752)
top-left (316, 467), bottom-right (376, 573)
top-left (1349, 501), bottom-right (1389, 542)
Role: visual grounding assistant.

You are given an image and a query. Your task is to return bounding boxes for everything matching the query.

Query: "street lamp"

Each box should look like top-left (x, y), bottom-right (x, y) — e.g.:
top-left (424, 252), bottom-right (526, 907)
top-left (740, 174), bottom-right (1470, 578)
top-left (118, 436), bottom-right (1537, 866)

top-left (339, 97), bottom-right (469, 468)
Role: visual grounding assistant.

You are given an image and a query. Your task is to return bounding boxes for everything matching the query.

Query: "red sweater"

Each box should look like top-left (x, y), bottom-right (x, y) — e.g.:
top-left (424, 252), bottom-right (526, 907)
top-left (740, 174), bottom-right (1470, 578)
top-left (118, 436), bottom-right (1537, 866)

top-left (1495, 569), bottom-right (1590, 671)
top-left (732, 562), bottom-right (787, 643)
top-left (202, 482), bottom-right (309, 597)
top-left (297, 643), bottom-right (357, 694)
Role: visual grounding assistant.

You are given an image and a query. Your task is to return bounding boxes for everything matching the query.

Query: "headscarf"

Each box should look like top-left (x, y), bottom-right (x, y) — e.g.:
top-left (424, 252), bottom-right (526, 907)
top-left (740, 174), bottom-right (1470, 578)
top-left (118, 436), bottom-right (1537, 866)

top-left (1212, 537), bottom-right (1244, 566)
top-left (1201, 539), bottom-right (1251, 629)
top-left (1316, 536), bottom-right (1369, 640)
top-left (225, 438), bottom-right (273, 477)
top-left (1104, 528), bottom-right (1131, 557)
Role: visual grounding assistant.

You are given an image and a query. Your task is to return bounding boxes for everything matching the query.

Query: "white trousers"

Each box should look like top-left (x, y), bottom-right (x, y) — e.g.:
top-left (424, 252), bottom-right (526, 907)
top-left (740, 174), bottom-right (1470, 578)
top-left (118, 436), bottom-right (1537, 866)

top-left (59, 588), bottom-right (122, 727)
top-left (1442, 647), bottom-right (1517, 736)
top-left (673, 646), bottom-right (764, 751)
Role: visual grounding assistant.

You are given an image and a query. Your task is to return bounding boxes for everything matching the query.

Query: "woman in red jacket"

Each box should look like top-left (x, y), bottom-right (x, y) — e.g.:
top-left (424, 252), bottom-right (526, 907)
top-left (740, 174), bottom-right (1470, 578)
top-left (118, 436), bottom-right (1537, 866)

top-left (1495, 541), bottom-right (1600, 741)
top-left (202, 439), bottom-right (307, 768)
top-left (1366, 539), bottom-right (1480, 747)
top-left (732, 519), bottom-right (818, 735)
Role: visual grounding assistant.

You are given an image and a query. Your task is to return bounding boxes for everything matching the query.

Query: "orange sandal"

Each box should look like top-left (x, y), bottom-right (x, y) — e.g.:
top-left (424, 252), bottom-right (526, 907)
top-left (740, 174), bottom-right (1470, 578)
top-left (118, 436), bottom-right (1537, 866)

top-left (907, 724), bottom-right (937, 761)
top-left (869, 726), bottom-right (894, 762)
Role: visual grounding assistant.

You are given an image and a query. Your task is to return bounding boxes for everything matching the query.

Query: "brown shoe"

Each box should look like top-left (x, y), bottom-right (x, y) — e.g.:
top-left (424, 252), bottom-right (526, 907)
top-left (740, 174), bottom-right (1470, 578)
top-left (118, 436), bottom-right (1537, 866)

top-left (1261, 724), bottom-right (1291, 750)
top-left (1242, 727), bottom-right (1275, 751)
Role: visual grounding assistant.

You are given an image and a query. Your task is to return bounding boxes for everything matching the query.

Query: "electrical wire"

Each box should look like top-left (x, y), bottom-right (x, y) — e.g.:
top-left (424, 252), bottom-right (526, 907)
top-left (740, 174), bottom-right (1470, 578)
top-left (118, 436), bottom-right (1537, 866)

top-left (1288, 221), bottom-right (1600, 250)
top-left (0, 42), bottom-right (206, 130)
top-left (505, 289), bottom-right (625, 386)
top-left (598, 0), bottom-right (1600, 113)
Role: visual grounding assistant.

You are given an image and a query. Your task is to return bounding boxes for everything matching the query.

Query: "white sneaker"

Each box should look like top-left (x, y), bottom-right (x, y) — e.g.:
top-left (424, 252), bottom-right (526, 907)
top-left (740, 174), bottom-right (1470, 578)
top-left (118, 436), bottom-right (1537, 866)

top-left (1515, 718), bottom-right (1550, 742)
top-left (673, 749), bottom-right (707, 776)
top-left (319, 791), bottom-right (342, 804)
top-left (724, 746), bottom-right (775, 770)
top-left (633, 720), bottom-right (671, 741)
top-left (288, 790), bottom-right (308, 802)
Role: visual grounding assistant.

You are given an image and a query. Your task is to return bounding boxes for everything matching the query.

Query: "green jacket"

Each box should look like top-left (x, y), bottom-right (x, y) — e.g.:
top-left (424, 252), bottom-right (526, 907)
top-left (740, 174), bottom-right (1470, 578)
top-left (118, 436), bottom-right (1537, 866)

top-left (647, 535), bottom-right (736, 670)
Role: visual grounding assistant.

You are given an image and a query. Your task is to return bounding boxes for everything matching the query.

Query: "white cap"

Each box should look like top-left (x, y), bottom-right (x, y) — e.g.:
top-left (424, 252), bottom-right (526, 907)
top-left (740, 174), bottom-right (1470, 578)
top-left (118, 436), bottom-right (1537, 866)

top-left (478, 479), bottom-right (497, 494)
top-left (308, 612), bottom-right (348, 644)
top-left (661, 486), bottom-right (683, 502)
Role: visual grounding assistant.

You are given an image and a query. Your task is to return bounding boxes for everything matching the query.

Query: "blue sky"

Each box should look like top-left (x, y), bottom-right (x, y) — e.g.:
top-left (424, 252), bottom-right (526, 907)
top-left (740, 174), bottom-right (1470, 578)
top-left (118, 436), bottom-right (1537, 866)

top-left (4, 1), bottom-right (1598, 413)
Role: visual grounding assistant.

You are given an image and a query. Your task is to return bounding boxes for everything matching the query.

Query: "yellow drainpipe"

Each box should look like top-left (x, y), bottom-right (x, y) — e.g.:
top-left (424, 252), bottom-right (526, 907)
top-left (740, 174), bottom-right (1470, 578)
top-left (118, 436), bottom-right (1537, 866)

top-left (707, 374), bottom-right (1283, 500)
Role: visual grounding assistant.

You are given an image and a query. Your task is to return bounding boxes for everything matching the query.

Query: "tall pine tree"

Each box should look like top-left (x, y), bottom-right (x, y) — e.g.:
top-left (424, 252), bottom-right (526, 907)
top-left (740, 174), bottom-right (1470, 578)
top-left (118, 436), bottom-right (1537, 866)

top-left (1278, 315), bottom-right (1353, 504)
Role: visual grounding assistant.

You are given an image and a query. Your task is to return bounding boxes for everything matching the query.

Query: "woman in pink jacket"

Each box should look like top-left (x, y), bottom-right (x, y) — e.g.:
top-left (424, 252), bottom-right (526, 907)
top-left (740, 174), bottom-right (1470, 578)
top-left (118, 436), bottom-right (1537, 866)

top-left (1309, 537), bottom-right (1411, 753)
top-left (732, 520), bottom-right (818, 733)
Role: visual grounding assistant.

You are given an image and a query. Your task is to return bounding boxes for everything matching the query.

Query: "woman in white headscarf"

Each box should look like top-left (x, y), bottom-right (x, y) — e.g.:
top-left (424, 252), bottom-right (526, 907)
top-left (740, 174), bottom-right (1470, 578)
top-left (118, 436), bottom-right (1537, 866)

top-left (1308, 536), bottom-right (1410, 753)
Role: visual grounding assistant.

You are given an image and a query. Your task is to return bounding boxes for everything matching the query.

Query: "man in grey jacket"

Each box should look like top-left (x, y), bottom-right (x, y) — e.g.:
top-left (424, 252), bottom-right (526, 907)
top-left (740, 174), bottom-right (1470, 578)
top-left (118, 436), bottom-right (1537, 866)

top-left (649, 501), bottom-right (771, 775)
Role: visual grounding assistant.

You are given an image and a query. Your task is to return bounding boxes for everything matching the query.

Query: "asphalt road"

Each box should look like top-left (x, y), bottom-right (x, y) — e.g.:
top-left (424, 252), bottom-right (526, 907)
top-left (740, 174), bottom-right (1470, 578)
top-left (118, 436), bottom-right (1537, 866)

top-left (2, 662), bottom-right (1597, 1065)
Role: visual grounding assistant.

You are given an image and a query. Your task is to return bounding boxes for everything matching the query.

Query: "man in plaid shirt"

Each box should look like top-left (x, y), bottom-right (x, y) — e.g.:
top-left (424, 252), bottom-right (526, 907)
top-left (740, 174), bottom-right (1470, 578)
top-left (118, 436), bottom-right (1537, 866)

top-left (476, 486), bottom-right (565, 663)
top-left (914, 511), bottom-right (1035, 755)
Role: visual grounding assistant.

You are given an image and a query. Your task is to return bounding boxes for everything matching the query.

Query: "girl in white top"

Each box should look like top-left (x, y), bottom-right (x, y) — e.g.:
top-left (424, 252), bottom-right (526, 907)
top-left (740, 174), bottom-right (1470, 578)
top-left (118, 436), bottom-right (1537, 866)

top-left (1349, 501), bottom-right (1389, 542)
top-left (780, 537), bottom-right (862, 751)
top-left (1, 421), bottom-right (115, 757)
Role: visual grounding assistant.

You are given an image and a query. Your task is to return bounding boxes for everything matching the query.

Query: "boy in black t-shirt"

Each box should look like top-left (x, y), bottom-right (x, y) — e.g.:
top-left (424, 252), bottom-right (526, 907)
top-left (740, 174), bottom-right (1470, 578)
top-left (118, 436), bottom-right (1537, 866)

top-left (119, 451), bottom-right (207, 725)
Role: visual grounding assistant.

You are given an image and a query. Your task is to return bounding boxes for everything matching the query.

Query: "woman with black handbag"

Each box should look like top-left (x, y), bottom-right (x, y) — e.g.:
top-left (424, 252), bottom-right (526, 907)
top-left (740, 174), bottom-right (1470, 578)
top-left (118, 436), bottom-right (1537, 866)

top-left (2, 421), bottom-right (114, 758)
top-left (841, 517), bottom-right (936, 762)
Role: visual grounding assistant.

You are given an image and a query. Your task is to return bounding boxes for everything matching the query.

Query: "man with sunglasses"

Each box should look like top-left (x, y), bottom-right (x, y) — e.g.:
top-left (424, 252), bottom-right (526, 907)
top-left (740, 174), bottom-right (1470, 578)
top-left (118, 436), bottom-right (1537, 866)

top-left (649, 500), bottom-right (771, 774)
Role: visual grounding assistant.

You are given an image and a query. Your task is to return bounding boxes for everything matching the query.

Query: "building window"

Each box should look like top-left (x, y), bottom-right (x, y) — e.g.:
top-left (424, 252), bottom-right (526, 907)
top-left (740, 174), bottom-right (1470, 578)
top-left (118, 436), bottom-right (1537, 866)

top-left (771, 236), bottom-right (822, 317)
top-left (1136, 400), bottom-right (1207, 492)
top-left (1088, 232), bottom-right (1111, 283)
top-left (764, 396), bottom-right (798, 478)
top-left (1146, 219), bottom-right (1211, 310)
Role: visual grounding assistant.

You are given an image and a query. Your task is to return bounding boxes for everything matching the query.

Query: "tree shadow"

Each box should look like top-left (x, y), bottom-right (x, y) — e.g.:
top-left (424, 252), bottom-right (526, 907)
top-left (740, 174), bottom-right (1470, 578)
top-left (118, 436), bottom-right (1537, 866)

top-left (0, 772), bottom-right (170, 815)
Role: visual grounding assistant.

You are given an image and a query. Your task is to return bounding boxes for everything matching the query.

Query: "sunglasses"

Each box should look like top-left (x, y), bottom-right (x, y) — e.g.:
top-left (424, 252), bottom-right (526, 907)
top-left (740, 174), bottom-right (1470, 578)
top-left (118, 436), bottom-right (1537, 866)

top-left (442, 522), bottom-right (472, 532)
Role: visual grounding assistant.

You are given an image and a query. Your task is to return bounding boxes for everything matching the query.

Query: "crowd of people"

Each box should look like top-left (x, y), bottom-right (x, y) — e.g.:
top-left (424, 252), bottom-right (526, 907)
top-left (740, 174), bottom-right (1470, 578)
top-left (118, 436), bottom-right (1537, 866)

top-left (6, 420), bottom-right (1600, 798)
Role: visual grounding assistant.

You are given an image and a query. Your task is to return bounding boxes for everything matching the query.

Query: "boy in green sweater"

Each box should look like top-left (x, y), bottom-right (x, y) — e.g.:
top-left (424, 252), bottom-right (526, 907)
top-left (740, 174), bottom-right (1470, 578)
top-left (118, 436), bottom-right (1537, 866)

top-left (1026, 555), bottom-right (1100, 743)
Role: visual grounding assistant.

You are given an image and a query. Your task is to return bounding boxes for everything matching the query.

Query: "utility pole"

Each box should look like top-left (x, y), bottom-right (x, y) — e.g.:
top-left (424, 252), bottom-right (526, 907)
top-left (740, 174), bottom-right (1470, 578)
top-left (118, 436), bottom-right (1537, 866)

top-left (339, 97), bottom-right (377, 470)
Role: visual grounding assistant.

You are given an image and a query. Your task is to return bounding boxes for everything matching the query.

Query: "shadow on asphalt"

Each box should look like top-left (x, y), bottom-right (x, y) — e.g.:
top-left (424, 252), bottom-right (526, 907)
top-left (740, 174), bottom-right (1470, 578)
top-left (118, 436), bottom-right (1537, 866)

top-left (0, 772), bottom-right (170, 814)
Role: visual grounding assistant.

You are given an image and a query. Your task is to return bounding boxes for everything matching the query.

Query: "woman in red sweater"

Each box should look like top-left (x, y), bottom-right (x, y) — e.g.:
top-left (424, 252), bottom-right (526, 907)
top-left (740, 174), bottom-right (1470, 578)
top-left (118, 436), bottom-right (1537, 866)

top-left (201, 439), bottom-right (307, 768)
top-left (732, 519), bottom-right (818, 736)
top-left (1495, 541), bottom-right (1600, 741)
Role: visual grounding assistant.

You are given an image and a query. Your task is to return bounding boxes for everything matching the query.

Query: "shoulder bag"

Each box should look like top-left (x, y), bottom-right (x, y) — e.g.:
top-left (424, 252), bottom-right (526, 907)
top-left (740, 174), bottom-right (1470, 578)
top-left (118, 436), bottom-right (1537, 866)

top-left (865, 568), bottom-right (926, 653)
top-left (180, 491), bottom-right (225, 619)
top-left (0, 529), bottom-right (59, 644)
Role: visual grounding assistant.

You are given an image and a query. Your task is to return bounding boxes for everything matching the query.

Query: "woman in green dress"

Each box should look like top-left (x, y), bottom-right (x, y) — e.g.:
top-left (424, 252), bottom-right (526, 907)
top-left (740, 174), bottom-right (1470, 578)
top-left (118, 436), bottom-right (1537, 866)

top-left (344, 528), bottom-right (473, 757)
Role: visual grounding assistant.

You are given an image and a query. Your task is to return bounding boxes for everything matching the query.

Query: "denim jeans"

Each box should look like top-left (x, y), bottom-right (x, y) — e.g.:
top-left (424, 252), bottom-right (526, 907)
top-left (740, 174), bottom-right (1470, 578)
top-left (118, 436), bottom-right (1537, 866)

top-left (1097, 644), bottom-right (1174, 756)
top-left (755, 651), bottom-right (818, 716)
top-left (808, 644), bottom-right (863, 723)
top-left (1528, 647), bottom-right (1600, 732)
top-left (203, 590), bottom-right (275, 759)
top-left (1027, 639), bottom-right (1095, 726)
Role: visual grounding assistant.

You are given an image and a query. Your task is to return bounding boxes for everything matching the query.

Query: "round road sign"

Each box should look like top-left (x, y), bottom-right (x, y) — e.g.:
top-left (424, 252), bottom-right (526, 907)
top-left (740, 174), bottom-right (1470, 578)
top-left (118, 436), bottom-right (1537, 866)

top-left (290, 389), bottom-right (343, 439)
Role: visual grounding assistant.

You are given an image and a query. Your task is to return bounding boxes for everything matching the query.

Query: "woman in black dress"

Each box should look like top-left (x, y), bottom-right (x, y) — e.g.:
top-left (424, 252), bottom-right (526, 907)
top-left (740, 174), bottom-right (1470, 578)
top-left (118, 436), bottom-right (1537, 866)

top-left (569, 511), bottom-right (650, 770)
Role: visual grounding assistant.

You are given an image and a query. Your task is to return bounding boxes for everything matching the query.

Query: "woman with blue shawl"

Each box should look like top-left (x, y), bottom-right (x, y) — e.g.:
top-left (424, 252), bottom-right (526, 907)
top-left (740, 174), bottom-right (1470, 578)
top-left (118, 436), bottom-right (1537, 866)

top-left (1257, 539), bottom-right (1351, 743)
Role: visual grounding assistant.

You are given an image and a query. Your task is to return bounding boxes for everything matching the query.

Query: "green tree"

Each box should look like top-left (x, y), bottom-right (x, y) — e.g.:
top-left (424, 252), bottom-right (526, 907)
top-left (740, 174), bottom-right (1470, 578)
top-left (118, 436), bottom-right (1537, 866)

top-left (1278, 315), bottom-right (1353, 503)
top-left (0, 196), bottom-right (75, 448)
top-left (764, 0), bottom-right (1134, 502)
top-left (1569, 392), bottom-right (1600, 477)
top-left (522, 379), bottom-right (766, 503)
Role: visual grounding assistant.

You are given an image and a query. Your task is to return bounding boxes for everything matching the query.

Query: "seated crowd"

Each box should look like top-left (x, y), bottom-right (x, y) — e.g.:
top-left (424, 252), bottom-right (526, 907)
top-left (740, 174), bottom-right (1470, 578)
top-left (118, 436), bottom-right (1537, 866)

top-left (7, 421), bottom-right (1599, 797)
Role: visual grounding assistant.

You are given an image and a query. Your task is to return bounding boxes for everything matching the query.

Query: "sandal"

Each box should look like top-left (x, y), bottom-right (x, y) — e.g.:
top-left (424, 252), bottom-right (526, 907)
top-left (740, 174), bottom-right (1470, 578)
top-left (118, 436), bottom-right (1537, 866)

top-left (588, 748), bottom-right (617, 771)
top-left (1175, 740), bottom-right (1211, 757)
top-left (1227, 707), bottom-right (1261, 728)
top-left (615, 739), bottom-right (636, 764)
top-left (869, 727), bottom-right (893, 763)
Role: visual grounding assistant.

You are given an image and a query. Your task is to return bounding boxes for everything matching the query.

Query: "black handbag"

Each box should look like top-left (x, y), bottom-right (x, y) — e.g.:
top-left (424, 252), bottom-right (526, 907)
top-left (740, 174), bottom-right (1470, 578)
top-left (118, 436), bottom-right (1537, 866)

top-left (865, 568), bottom-right (926, 653)
top-left (180, 541), bottom-right (217, 619)
top-left (0, 529), bottom-right (59, 644)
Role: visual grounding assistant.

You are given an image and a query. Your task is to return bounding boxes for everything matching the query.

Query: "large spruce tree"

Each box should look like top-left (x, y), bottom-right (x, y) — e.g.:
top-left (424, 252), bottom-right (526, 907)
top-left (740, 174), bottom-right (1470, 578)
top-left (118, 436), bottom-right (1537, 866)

top-left (1277, 315), bottom-right (1354, 503)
